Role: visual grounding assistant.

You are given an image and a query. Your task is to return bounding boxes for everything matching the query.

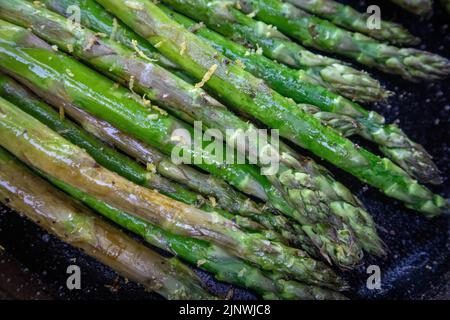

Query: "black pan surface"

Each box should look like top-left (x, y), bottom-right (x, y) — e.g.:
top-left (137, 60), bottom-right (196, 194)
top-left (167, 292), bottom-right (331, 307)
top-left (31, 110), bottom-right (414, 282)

top-left (0, 0), bottom-right (449, 300)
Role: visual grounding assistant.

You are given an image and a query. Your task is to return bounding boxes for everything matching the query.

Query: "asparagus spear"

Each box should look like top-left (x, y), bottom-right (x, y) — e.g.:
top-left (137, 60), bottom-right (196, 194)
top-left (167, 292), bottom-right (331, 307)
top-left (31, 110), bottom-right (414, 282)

top-left (0, 148), bottom-right (213, 300)
top-left (0, 14), bottom-right (366, 267)
top-left (390, 0), bottom-right (433, 15)
top-left (40, 169), bottom-right (346, 300)
top-left (230, 0), bottom-right (449, 81)
top-left (94, 0), bottom-right (446, 216)
top-left (0, 96), bottom-right (345, 289)
top-left (285, 0), bottom-right (419, 45)
top-left (158, 3), bottom-right (441, 185)
top-left (36, 0), bottom-right (386, 104)
top-left (171, 0), bottom-right (389, 103)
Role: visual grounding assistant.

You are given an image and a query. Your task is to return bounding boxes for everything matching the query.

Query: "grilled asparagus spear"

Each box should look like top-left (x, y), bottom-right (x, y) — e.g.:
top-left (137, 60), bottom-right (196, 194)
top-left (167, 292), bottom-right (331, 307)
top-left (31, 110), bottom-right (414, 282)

top-left (285, 0), bottom-right (419, 45)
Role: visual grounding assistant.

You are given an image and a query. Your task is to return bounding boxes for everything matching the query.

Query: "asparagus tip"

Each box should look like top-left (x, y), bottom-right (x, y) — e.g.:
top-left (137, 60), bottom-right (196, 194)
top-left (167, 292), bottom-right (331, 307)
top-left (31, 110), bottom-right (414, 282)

top-left (401, 49), bottom-right (450, 81)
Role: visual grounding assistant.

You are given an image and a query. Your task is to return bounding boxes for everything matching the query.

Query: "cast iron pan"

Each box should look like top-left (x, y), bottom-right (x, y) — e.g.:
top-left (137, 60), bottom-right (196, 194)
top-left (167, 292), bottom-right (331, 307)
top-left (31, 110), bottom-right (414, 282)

top-left (0, 0), bottom-right (449, 300)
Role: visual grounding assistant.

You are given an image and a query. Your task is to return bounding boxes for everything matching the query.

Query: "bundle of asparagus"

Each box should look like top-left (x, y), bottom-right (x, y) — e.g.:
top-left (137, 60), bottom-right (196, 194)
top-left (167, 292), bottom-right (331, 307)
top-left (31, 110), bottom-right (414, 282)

top-left (0, 80), bottom-right (344, 298)
top-left (16, 0), bottom-right (389, 258)
top-left (86, 0), bottom-right (445, 216)
top-left (225, 0), bottom-right (449, 81)
top-left (442, 0), bottom-right (450, 13)
top-left (0, 0), bottom-right (447, 300)
top-left (0, 9), bottom-right (371, 268)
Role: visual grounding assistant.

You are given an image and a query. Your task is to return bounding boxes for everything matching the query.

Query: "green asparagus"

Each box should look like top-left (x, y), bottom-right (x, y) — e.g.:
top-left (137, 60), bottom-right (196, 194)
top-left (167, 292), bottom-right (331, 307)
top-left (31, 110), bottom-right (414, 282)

top-left (0, 96), bottom-right (346, 289)
top-left (41, 168), bottom-right (346, 299)
top-left (19, 0), bottom-right (374, 260)
top-left (0, 147), bottom-right (213, 300)
top-left (37, 0), bottom-right (386, 104)
top-left (0, 13), bottom-right (368, 267)
top-left (284, 0), bottom-right (419, 45)
top-left (158, 2), bottom-right (441, 185)
top-left (94, 0), bottom-right (447, 216)
top-left (230, 0), bottom-right (449, 81)
top-left (390, 0), bottom-right (433, 15)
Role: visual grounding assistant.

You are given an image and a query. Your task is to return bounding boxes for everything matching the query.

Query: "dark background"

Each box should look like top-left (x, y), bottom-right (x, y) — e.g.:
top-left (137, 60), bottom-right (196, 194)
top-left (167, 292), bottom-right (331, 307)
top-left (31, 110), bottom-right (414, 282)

top-left (0, 0), bottom-right (449, 300)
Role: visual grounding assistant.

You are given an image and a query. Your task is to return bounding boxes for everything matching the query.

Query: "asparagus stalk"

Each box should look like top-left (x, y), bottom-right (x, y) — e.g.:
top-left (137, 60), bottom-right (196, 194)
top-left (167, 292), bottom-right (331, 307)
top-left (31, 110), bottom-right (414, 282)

top-left (285, 0), bottom-right (419, 45)
top-left (159, 3), bottom-right (441, 185)
top-left (231, 0), bottom-right (449, 81)
top-left (0, 147), bottom-right (213, 300)
top-left (94, 0), bottom-right (446, 216)
top-left (41, 169), bottom-right (346, 299)
top-left (0, 96), bottom-right (345, 289)
top-left (37, 0), bottom-right (386, 104)
top-left (0, 14), bottom-right (366, 267)
top-left (390, 0), bottom-right (433, 15)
